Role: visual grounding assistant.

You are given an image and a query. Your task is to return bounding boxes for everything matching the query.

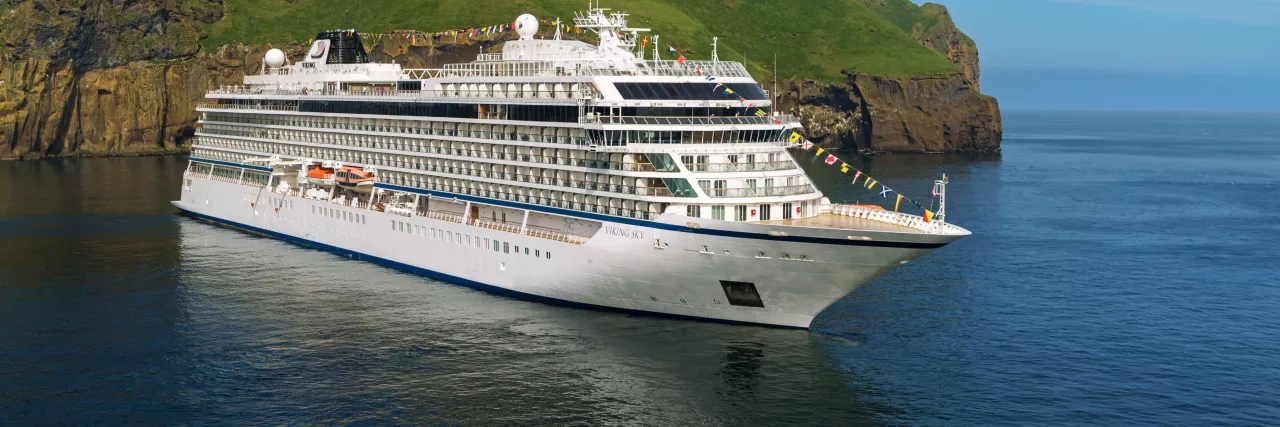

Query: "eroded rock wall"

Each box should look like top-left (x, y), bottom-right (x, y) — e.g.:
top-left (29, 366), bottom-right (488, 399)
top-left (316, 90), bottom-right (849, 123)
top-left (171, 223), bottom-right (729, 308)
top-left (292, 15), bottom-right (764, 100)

top-left (0, 44), bottom-right (274, 159)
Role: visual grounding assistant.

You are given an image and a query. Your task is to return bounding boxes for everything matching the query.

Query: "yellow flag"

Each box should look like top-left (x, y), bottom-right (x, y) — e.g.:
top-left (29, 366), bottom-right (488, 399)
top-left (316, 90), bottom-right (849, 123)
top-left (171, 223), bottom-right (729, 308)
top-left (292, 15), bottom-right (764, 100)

top-left (840, 163), bottom-right (849, 173)
top-left (866, 179), bottom-right (877, 189)
top-left (788, 132), bottom-right (801, 143)
top-left (755, 109), bottom-right (767, 117)
top-left (924, 209), bottom-right (935, 223)
top-left (725, 88), bottom-right (736, 94)
top-left (895, 194), bottom-right (904, 212)
top-left (815, 148), bottom-right (825, 156)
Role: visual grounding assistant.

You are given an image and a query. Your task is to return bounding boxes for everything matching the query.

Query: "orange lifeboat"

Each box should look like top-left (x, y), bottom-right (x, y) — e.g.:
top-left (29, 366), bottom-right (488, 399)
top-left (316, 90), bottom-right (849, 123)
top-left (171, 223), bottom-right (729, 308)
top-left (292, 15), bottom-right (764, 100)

top-left (335, 166), bottom-right (375, 192)
top-left (307, 167), bottom-right (334, 180)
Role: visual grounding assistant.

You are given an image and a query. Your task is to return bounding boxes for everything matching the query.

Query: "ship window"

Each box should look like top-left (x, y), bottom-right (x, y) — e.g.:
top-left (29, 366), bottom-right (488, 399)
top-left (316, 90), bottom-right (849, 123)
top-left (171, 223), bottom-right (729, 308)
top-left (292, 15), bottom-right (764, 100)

top-left (712, 206), bottom-right (725, 220)
top-left (503, 242), bottom-right (510, 253)
top-left (687, 205), bottom-right (701, 218)
top-left (494, 240), bottom-right (500, 251)
top-left (546, 252), bottom-right (551, 259)
top-left (535, 250), bottom-right (540, 257)
top-left (735, 205), bottom-right (748, 221)
top-left (613, 83), bottom-right (768, 101)
top-left (524, 247), bottom-right (529, 255)
top-left (663, 178), bottom-right (698, 198)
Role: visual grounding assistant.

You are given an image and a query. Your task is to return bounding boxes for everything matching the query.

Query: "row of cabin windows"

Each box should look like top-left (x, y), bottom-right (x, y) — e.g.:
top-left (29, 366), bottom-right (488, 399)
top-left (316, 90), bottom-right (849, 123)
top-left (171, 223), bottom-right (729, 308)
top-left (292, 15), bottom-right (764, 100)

top-left (591, 106), bottom-right (771, 118)
top-left (204, 112), bottom-right (587, 146)
top-left (296, 101), bottom-right (580, 123)
top-left (213, 99), bottom-right (581, 124)
top-left (587, 128), bottom-right (787, 146)
top-left (244, 193), bottom-right (293, 210)
top-left (315, 206), bottom-right (366, 224)
top-left (391, 220), bottom-right (552, 259)
top-left (688, 203), bottom-right (803, 221)
top-left (613, 83), bottom-right (768, 101)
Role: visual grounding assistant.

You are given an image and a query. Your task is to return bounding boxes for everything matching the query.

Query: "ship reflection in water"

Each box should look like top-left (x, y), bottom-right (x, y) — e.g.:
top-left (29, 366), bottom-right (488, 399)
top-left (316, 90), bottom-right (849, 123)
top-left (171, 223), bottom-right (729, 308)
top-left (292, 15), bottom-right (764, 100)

top-left (159, 217), bottom-right (884, 425)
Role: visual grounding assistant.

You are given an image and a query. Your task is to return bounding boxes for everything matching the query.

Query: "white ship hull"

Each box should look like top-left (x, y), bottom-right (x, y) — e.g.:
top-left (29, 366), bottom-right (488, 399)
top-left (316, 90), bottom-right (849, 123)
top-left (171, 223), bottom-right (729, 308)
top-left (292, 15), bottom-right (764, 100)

top-left (173, 175), bottom-right (961, 328)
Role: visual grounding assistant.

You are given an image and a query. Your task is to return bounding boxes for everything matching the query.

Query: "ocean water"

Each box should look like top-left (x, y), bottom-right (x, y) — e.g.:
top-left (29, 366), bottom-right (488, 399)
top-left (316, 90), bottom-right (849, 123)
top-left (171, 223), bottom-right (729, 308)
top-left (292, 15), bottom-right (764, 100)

top-left (1, 111), bottom-right (1278, 425)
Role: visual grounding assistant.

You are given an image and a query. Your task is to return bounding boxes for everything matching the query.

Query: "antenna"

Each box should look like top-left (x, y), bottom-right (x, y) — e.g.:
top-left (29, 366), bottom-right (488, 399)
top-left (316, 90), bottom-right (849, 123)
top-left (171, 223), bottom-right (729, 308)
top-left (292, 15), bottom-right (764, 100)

top-left (653, 34), bottom-right (660, 63)
top-left (711, 36), bottom-right (719, 64)
top-left (773, 51), bottom-right (777, 112)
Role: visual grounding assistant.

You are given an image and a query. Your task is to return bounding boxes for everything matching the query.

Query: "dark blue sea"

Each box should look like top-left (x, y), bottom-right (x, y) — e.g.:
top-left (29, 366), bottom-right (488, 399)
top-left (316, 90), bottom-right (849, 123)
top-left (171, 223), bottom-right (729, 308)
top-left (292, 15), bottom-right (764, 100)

top-left (1, 111), bottom-right (1278, 425)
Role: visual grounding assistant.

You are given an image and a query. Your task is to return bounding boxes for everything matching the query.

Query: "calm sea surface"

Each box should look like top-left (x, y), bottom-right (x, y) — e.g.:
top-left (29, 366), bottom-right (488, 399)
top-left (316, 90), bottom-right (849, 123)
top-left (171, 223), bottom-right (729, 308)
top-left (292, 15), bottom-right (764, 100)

top-left (1, 111), bottom-right (1278, 425)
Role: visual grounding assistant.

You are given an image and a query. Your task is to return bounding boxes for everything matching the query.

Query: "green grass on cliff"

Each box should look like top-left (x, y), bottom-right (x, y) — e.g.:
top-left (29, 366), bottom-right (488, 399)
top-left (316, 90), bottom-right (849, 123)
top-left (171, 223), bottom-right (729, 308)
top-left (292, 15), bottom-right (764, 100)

top-left (203, 0), bottom-right (961, 81)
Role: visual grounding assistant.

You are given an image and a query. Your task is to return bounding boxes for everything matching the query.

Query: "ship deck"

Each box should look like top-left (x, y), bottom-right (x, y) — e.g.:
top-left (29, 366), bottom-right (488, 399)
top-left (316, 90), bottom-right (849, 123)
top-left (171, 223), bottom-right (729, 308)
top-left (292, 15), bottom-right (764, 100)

top-left (758, 213), bottom-right (921, 234)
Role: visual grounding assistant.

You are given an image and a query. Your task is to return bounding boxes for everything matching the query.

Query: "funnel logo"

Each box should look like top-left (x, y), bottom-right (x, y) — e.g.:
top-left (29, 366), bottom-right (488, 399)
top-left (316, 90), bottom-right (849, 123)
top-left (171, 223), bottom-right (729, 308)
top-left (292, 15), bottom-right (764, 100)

top-left (309, 40), bottom-right (328, 59)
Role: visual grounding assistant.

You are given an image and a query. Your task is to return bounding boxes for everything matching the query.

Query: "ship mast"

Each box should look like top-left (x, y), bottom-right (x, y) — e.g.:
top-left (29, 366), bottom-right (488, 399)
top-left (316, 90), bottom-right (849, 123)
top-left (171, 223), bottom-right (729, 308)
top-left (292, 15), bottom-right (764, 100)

top-left (934, 173), bottom-right (949, 223)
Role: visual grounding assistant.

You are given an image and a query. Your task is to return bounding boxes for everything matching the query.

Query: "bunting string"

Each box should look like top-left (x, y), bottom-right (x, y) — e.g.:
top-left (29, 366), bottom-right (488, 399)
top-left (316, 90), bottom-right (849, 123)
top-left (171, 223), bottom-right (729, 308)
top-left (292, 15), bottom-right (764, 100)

top-left (698, 71), bottom-right (935, 221)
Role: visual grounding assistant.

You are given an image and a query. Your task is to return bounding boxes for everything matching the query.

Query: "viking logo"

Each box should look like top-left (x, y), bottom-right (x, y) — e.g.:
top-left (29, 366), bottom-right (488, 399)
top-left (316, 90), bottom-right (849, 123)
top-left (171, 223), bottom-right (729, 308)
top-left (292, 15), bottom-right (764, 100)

top-left (309, 40), bottom-right (328, 59)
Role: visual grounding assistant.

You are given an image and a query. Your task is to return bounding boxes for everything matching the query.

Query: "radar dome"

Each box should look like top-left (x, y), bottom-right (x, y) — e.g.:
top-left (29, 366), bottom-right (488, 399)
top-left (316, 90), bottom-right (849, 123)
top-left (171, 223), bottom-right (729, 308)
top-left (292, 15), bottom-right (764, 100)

top-left (515, 14), bottom-right (538, 40)
top-left (264, 49), bottom-right (286, 67)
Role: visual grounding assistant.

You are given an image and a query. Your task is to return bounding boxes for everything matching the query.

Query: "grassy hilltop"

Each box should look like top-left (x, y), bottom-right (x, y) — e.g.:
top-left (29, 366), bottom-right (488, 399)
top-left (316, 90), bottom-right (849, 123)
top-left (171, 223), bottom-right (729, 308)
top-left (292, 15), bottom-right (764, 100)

top-left (203, 0), bottom-right (965, 82)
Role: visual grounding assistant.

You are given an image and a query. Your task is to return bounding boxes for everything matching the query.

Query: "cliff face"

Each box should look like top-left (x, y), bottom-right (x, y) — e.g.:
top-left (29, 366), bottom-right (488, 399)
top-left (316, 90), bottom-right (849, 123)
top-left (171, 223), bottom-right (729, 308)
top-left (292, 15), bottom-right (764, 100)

top-left (0, 46), bottom-right (266, 159)
top-left (0, 0), bottom-right (1000, 159)
top-left (782, 74), bottom-right (1000, 153)
top-left (807, 0), bottom-right (998, 153)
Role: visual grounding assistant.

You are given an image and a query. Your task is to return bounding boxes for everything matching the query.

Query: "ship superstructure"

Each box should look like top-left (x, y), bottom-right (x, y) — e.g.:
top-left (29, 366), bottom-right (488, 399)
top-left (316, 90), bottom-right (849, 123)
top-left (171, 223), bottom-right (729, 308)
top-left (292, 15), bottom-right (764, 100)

top-left (173, 6), bottom-right (970, 328)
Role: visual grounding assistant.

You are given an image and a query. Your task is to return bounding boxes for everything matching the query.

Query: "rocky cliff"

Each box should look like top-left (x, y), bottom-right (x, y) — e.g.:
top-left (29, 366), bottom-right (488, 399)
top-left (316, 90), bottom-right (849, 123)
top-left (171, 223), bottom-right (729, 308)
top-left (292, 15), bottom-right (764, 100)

top-left (0, 0), bottom-right (1000, 159)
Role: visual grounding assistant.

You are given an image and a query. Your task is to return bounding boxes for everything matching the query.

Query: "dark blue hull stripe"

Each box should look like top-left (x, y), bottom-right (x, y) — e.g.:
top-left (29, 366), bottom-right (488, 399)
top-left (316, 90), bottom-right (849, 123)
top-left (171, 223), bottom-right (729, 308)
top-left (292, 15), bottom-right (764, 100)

top-left (176, 208), bottom-right (805, 329)
top-left (191, 157), bottom-right (273, 172)
top-left (375, 183), bottom-right (947, 249)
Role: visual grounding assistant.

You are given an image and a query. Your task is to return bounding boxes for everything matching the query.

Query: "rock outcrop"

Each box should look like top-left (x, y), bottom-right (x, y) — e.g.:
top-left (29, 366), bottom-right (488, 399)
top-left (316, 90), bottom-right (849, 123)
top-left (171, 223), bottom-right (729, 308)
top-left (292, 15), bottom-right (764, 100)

top-left (1, 45), bottom-right (273, 159)
top-left (781, 74), bottom-right (1000, 153)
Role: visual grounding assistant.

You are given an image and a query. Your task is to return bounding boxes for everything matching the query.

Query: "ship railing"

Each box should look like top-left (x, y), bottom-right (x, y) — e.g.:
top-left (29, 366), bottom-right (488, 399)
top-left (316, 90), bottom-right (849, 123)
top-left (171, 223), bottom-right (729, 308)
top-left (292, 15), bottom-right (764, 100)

top-left (401, 60), bottom-right (749, 78)
top-left (702, 185), bottom-right (815, 198)
top-left (206, 86), bottom-right (586, 103)
top-left (468, 218), bottom-right (522, 234)
top-left (421, 210), bottom-right (466, 224)
top-left (475, 53), bottom-right (504, 62)
top-left (523, 226), bottom-right (589, 245)
top-left (466, 217), bottom-right (589, 245)
top-left (197, 102), bottom-right (299, 112)
top-left (588, 115), bottom-right (801, 127)
top-left (828, 204), bottom-right (970, 235)
top-left (686, 161), bottom-right (796, 173)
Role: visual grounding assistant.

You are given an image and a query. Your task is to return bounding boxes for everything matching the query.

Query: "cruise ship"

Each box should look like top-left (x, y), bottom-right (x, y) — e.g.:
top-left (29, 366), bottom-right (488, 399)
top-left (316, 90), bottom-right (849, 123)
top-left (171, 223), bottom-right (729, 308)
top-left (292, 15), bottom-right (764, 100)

top-left (172, 6), bottom-right (971, 328)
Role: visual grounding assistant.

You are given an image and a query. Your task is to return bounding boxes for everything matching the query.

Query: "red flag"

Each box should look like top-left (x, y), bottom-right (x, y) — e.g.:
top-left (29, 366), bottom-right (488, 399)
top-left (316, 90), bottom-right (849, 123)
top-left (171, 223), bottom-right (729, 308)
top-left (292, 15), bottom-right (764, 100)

top-left (824, 154), bottom-right (837, 165)
top-left (852, 171), bottom-right (862, 184)
top-left (695, 66), bottom-right (702, 75)
top-left (738, 97), bottom-right (745, 104)
top-left (677, 55), bottom-right (686, 64)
